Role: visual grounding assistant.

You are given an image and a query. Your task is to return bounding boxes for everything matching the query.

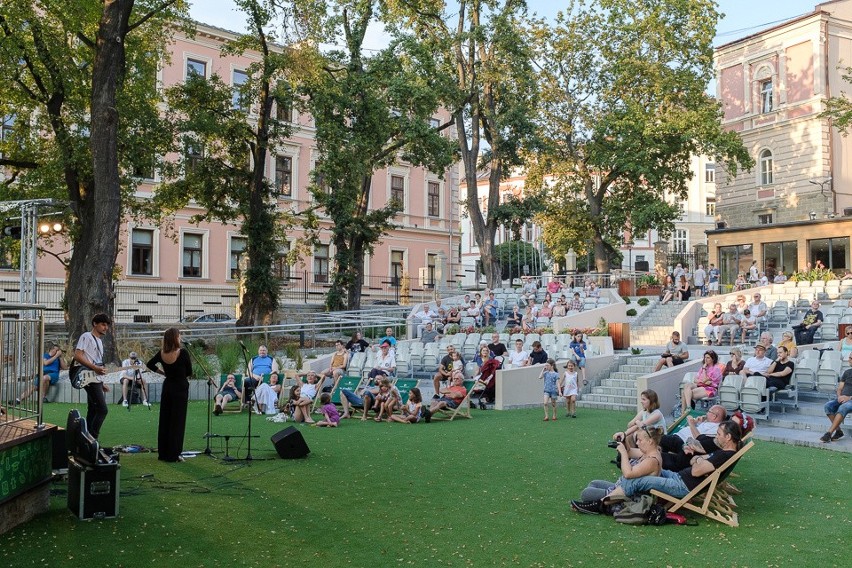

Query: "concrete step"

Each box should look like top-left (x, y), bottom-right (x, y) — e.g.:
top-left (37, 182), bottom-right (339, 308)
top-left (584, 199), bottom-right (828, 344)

top-left (576, 399), bottom-right (636, 413)
top-left (601, 378), bottom-right (639, 389)
top-left (582, 393), bottom-right (637, 405)
top-left (752, 424), bottom-right (852, 453)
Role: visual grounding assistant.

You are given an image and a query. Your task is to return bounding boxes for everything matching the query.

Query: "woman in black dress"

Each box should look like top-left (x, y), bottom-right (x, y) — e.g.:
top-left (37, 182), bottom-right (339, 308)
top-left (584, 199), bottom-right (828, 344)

top-left (146, 328), bottom-right (192, 462)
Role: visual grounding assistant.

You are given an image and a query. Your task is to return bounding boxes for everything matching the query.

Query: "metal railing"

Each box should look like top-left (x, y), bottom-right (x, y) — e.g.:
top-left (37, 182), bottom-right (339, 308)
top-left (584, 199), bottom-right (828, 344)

top-left (0, 304), bottom-right (45, 428)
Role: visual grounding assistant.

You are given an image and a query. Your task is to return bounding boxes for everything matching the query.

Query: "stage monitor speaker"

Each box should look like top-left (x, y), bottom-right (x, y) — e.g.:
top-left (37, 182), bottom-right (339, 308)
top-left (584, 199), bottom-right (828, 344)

top-left (271, 426), bottom-right (310, 459)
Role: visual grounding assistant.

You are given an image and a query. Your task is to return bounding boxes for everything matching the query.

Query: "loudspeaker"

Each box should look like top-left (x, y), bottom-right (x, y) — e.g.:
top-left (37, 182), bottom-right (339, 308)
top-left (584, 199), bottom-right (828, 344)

top-left (271, 426), bottom-right (310, 459)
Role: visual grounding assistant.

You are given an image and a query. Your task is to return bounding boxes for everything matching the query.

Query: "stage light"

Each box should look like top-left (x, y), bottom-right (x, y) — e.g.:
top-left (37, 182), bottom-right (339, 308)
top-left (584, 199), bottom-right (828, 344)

top-left (39, 223), bottom-right (51, 234)
top-left (53, 222), bottom-right (63, 232)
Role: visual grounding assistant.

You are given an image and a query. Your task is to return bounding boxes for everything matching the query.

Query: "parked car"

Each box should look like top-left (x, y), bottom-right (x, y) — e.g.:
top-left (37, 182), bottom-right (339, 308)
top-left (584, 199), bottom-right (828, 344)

top-left (180, 312), bottom-right (236, 324)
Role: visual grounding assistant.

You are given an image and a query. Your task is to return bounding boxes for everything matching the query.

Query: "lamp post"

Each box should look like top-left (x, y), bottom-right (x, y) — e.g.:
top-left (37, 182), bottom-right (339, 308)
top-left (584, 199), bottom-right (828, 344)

top-left (809, 177), bottom-right (833, 217)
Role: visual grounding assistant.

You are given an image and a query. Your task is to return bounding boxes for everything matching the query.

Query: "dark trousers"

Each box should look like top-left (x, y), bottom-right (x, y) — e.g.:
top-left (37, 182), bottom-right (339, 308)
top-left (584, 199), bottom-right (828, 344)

top-left (84, 382), bottom-right (108, 439)
top-left (793, 325), bottom-right (818, 345)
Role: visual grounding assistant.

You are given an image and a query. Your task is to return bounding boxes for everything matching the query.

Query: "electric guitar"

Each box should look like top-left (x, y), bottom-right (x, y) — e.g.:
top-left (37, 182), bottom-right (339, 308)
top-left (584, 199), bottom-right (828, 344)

top-left (70, 365), bottom-right (141, 390)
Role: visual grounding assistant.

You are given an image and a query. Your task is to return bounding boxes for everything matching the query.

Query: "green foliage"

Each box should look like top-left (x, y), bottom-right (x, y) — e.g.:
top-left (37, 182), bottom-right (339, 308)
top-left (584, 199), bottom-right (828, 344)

top-left (215, 341), bottom-right (243, 374)
top-left (630, 347), bottom-right (643, 355)
top-left (297, 1), bottom-right (457, 310)
top-left (493, 241), bottom-right (548, 280)
top-left (637, 297), bottom-right (650, 307)
top-left (638, 274), bottom-right (660, 287)
top-left (621, 296), bottom-right (631, 304)
top-left (626, 308), bottom-right (637, 316)
top-left (490, 193), bottom-right (546, 241)
top-left (790, 267), bottom-right (837, 283)
top-left (443, 323), bottom-right (460, 335)
top-left (530, 0), bottom-right (752, 270)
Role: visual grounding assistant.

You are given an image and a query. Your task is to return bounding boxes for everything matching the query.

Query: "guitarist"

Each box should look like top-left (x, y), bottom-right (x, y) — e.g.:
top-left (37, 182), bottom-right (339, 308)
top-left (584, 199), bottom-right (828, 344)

top-left (74, 313), bottom-right (112, 439)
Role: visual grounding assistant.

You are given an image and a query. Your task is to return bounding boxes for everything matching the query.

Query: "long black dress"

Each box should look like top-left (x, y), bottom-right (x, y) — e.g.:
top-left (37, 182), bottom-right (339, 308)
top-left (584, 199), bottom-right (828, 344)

top-left (147, 349), bottom-right (192, 462)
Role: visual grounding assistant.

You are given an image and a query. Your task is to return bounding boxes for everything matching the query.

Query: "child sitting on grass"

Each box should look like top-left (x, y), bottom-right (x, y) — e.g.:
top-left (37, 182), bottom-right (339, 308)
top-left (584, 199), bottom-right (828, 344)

top-left (389, 388), bottom-right (423, 424)
top-left (314, 392), bottom-right (341, 427)
top-left (560, 359), bottom-right (578, 418)
top-left (540, 358), bottom-right (560, 421)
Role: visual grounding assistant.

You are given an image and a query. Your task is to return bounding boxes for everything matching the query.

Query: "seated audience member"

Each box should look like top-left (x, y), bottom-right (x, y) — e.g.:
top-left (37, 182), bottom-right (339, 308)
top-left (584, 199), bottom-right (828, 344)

top-left (547, 278), bottom-right (563, 295)
top-left (739, 344), bottom-right (772, 377)
top-left (367, 341), bottom-right (396, 379)
top-left (660, 405), bottom-right (727, 456)
top-left (757, 332), bottom-right (777, 361)
top-left (841, 326), bottom-right (852, 359)
top-left (659, 275), bottom-right (675, 305)
top-left (214, 374), bottom-right (242, 415)
top-left (115, 351), bottom-right (150, 408)
top-left (613, 389), bottom-right (666, 451)
top-left (720, 304), bottom-right (741, 346)
top-left (551, 296), bottom-right (568, 317)
top-left (521, 307), bottom-right (536, 332)
top-left (587, 281), bottom-right (600, 299)
top-left (432, 345), bottom-right (465, 397)
top-left (487, 332), bottom-right (507, 357)
top-left (345, 331), bottom-right (370, 353)
top-left (734, 273), bottom-right (747, 291)
top-left (758, 272), bottom-right (769, 286)
top-left (680, 350), bottom-right (722, 414)
top-left (653, 331), bottom-right (689, 372)
top-left (739, 309), bottom-right (757, 343)
top-left (425, 375), bottom-right (468, 421)
top-left (675, 275), bottom-right (691, 302)
top-left (778, 331), bottom-right (798, 359)
top-left (773, 272), bottom-right (787, 283)
top-left (704, 303), bottom-right (725, 345)
top-left (320, 340), bottom-right (349, 387)
top-left (749, 293), bottom-right (768, 325)
top-left (465, 300), bottom-right (481, 326)
top-left (371, 378), bottom-right (400, 422)
top-left (526, 298), bottom-right (540, 317)
top-left (377, 327), bottom-right (397, 348)
top-left (389, 387), bottom-right (424, 424)
top-left (735, 294), bottom-right (748, 314)
top-left (253, 372), bottom-right (283, 415)
top-left (573, 427), bottom-right (663, 508)
top-left (764, 345), bottom-right (794, 391)
top-left (793, 300), bottom-right (824, 345)
top-left (568, 292), bottom-right (584, 312)
top-left (340, 376), bottom-right (397, 420)
top-left (820, 357), bottom-right (852, 442)
top-left (483, 292), bottom-right (499, 326)
top-left (291, 372), bottom-right (319, 424)
top-left (414, 304), bottom-right (436, 326)
top-left (446, 306), bottom-right (462, 325)
top-left (538, 302), bottom-right (553, 318)
top-left (529, 341), bottom-right (548, 365)
top-left (506, 305), bottom-right (523, 328)
top-left (472, 347), bottom-right (501, 408)
top-left (507, 339), bottom-right (530, 367)
top-left (522, 277), bottom-right (538, 301)
top-left (244, 344), bottom-right (278, 405)
top-left (473, 341), bottom-right (489, 366)
top-left (572, 421), bottom-right (743, 513)
top-left (724, 348), bottom-right (745, 376)
top-left (420, 322), bottom-right (441, 345)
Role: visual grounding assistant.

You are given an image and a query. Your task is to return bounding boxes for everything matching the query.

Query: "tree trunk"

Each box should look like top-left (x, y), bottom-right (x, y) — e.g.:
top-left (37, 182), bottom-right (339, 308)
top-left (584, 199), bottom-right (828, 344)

top-left (346, 239), bottom-right (365, 310)
top-left (66, 0), bottom-right (134, 362)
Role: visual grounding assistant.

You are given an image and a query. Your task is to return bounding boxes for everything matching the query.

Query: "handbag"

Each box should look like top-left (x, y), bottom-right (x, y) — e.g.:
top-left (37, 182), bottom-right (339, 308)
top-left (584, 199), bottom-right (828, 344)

top-left (613, 495), bottom-right (656, 525)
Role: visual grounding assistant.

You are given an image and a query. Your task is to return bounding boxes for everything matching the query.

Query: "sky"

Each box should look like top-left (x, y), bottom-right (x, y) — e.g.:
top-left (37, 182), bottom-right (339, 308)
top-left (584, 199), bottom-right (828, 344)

top-left (187, 0), bottom-right (821, 46)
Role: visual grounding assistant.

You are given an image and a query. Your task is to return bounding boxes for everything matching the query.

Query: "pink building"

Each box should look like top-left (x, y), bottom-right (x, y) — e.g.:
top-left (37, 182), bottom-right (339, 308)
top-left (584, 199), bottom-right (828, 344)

top-left (3, 22), bottom-right (460, 321)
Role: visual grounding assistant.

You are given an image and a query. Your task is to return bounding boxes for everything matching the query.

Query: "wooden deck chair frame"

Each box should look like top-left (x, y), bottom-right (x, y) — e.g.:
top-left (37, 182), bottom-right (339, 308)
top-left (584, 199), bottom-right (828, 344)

top-left (330, 375), bottom-right (365, 406)
top-left (650, 440), bottom-right (755, 528)
top-left (433, 379), bottom-right (478, 421)
top-left (313, 372), bottom-right (343, 412)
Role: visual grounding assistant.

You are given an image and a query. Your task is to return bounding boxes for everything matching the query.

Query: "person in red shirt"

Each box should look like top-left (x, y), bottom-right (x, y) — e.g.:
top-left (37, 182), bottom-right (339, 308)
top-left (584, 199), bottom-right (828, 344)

top-left (424, 376), bottom-right (468, 422)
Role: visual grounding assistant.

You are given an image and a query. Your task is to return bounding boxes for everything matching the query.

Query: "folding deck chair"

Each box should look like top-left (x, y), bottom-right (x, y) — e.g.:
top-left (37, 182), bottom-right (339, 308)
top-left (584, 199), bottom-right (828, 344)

top-left (650, 440), bottom-right (754, 527)
top-left (432, 379), bottom-right (477, 421)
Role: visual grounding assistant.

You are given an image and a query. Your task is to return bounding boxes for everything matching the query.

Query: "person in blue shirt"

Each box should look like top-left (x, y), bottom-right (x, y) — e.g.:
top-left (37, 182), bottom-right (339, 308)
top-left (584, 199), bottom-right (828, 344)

top-left (377, 327), bottom-right (397, 348)
top-left (245, 345), bottom-right (278, 406)
top-left (15, 345), bottom-right (66, 404)
top-left (569, 332), bottom-right (587, 384)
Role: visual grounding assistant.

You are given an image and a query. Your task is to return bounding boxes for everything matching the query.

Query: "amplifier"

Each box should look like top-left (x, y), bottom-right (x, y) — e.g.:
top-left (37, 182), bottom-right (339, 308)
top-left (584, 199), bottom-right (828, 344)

top-left (67, 457), bottom-right (120, 520)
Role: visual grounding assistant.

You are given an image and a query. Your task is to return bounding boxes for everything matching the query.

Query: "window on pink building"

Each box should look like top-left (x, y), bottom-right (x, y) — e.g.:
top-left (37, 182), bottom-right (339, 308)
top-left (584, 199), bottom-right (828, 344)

top-left (183, 233), bottom-right (203, 278)
top-left (760, 79), bottom-right (773, 114)
top-left (275, 156), bottom-right (292, 197)
top-left (391, 175), bottom-right (405, 207)
top-left (759, 149), bottom-right (773, 185)
top-left (428, 181), bottom-right (440, 217)
top-left (229, 236), bottom-right (247, 280)
top-left (186, 58), bottom-right (206, 79)
top-left (314, 244), bottom-right (329, 283)
top-left (232, 69), bottom-right (248, 110)
top-left (131, 229), bottom-right (154, 276)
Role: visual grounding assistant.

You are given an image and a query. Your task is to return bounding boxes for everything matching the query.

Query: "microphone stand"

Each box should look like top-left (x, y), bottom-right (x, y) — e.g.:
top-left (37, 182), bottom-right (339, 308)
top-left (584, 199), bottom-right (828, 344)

top-left (239, 342), bottom-right (257, 461)
top-left (184, 341), bottom-right (220, 456)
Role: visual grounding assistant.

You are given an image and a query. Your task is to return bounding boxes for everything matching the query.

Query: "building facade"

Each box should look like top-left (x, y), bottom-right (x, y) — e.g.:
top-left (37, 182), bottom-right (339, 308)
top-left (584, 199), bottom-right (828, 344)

top-left (3, 22), bottom-right (461, 318)
top-left (710, 0), bottom-right (852, 285)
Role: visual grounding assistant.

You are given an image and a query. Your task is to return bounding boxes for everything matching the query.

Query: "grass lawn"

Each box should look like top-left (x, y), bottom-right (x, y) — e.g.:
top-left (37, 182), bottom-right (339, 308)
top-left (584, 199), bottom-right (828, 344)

top-left (2, 400), bottom-right (851, 567)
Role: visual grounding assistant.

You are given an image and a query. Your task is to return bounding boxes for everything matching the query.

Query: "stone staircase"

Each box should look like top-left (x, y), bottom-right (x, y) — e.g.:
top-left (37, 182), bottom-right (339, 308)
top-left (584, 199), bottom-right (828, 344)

top-left (577, 356), bottom-right (657, 412)
top-left (753, 390), bottom-right (852, 452)
top-left (629, 300), bottom-right (686, 347)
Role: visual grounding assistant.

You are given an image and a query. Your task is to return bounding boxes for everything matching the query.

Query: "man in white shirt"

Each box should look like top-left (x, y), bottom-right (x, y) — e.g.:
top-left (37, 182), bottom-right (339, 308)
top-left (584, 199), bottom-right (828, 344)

top-left (73, 313), bottom-right (111, 439)
top-left (507, 339), bottom-right (530, 367)
top-left (465, 300), bottom-right (481, 326)
top-left (120, 352), bottom-right (150, 408)
top-left (748, 293), bottom-right (768, 325)
top-left (367, 341), bottom-right (396, 379)
top-left (740, 344), bottom-right (772, 377)
top-left (660, 405), bottom-right (726, 453)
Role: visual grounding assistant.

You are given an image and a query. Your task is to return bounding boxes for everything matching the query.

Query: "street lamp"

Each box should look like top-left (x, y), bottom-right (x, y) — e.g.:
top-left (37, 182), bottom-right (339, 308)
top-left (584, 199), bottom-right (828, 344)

top-left (809, 177), bottom-right (833, 216)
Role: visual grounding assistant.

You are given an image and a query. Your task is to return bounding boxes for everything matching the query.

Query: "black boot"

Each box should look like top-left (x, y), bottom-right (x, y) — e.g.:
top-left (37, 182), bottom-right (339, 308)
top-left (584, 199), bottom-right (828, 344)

top-left (570, 499), bottom-right (603, 515)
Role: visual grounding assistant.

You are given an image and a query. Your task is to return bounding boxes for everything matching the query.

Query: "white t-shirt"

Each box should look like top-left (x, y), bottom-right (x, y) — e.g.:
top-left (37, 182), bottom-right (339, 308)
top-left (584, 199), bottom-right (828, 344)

top-left (693, 269), bottom-right (706, 286)
top-left (121, 358), bottom-right (145, 380)
top-left (675, 419), bottom-right (720, 442)
top-left (508, 350), bottom-right (529, 366)
top-left (300, 382), bottom-right (317, 400)
top-left (75, 332), bottom-right (104, 366)
top-left (744, 356), bottom-right (772, 374)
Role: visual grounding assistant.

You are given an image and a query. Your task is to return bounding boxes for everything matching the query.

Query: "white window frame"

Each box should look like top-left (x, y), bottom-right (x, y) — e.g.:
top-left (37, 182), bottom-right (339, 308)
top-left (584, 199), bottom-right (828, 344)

top-left (672, 229), bottom-right (688, 254)
top-left (426, 177), bottom-right (442, 218)
top-left (128, 226), bottom-right (159, 278)
top-left (387, 166), bottom-right (410, 213)
top-left (704, 163), bottom-right (715, 184)
top-left (179, 229), bottom-right (209, 279)
top-left (184, 53), bottom-right (211, 80)
top-left (760, 79), bottom-right (773, 114)
top-left (231, 68), bottom-right (249, 111)
top-left (227, 233), bottom-right (247, 281)
top-left (759, 149), bottom-right (773, 186)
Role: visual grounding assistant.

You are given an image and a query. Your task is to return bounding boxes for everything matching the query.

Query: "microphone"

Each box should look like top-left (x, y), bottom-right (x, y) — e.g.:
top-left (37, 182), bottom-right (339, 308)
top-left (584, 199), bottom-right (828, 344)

top-left (182, 339), bottom-right (193, 348)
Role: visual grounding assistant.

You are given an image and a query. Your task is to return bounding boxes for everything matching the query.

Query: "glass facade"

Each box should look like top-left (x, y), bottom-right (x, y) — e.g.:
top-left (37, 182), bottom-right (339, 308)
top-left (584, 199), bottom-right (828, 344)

top-left (808, 237), bottom-right (849, 274)
top-left (718, 244), bottom-right (753, 288)
top-left (762, 241), bottom-right (797, 280)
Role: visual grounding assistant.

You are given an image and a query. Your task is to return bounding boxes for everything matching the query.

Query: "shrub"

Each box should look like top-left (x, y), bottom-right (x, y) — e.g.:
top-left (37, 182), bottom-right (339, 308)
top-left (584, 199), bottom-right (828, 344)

top-left (444, 324), bottom-right (460, 335)
top-left (621, 295), bottom-right (631, 304)
top-left (626, 308), bottom-right (637, 316)
top-left (215, 341), bottom-right (243, 374)
top-left (637, 298), bottom-right (650, 307)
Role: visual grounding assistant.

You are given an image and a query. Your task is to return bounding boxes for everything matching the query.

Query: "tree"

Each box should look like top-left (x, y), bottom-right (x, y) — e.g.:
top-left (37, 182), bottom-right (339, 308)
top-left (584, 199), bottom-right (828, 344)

top-left (155, 0), bottom-right (304, 327)
top-left (530, 0), bottom-right (752, 272)
top-left (438, 0), bottom-right (540, 289)
top-left (0, 1), bottom-right (184, 358)
top-left (493, 240), bottom-right (545, 280)
top-left (298, 0), bottom-right (457, 310)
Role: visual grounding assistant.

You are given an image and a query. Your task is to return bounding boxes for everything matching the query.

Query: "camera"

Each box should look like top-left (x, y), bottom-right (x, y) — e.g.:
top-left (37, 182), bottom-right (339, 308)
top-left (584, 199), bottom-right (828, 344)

top-left (607, 435), bottom-right (624, 449)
